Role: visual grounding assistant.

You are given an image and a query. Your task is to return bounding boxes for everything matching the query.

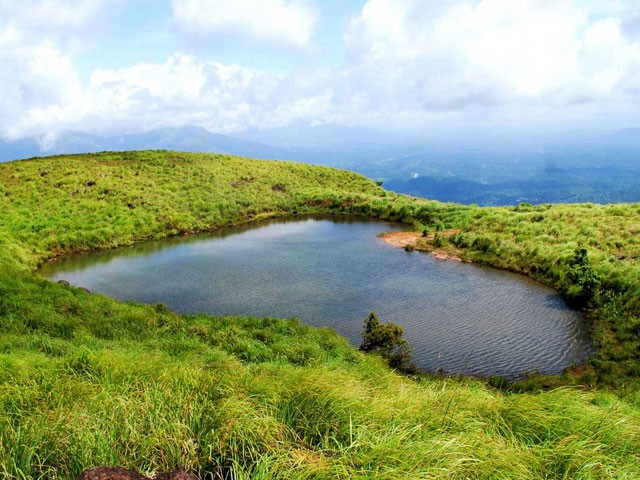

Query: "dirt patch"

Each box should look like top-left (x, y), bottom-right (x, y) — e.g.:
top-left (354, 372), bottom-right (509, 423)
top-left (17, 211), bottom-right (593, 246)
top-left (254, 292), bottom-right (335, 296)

top-left (231, 176), bottom-right (254, 188)
top-left (379, 230), bottom-right (466, 262)
top-left (379, 231), bottom-right (422, 248)
top-left (430, 250), bottom-right (463, 262)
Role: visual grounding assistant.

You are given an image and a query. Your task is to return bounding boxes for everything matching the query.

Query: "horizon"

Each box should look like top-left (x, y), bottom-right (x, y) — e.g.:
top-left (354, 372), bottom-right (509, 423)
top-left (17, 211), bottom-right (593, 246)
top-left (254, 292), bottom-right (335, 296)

top-left (2, 0), bottom-right (640, 145)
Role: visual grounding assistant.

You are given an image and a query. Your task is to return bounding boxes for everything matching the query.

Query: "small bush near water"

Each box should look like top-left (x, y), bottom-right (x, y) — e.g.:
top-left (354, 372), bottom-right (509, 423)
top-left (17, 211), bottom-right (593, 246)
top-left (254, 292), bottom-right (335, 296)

top-left (359, 311), bottom-right (415, 373)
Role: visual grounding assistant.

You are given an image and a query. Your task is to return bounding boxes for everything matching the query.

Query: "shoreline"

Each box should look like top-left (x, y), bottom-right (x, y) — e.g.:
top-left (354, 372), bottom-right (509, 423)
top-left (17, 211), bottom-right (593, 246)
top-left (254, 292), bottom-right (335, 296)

top-left (379, 230), bottom-right (466, 262)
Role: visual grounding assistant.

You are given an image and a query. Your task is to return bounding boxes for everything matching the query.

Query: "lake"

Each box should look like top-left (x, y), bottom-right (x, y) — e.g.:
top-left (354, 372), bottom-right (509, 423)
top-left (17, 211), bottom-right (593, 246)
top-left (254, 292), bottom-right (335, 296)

top-left (41, 217), bottom-right (592, 378)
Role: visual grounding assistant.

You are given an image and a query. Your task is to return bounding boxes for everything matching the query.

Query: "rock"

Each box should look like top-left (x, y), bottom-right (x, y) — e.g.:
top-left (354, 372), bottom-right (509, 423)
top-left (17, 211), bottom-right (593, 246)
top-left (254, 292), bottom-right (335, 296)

top-left (127, 203), bottom-right (137, 209)
top-left (86, 181), bottom-right (96, 187)
top-left (231, 176), bottom-right (255, 188)
top-left (153, 472), bottom-right (199, 480)
top-left (77, 468), bottom-right (199, 480)
top-left (77, 467), bottom-right (149, 480)
top-left (57, 280), bottom-right (70, 286)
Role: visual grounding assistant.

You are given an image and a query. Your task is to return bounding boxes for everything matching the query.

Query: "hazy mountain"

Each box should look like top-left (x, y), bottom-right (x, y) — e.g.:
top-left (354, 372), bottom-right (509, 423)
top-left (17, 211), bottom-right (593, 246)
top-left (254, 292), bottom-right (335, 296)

top-left (239, 124), bottom-right (393, 148)
top-left (0, 125), bottom-right (405, 174)
top-left (384, 172), bottom-right (640, 206)
top-left (2, 125), bottom-right (640, 205)
top-left (0, 137), bottom-right (41, 163)
top-left (380, 131), bottom-right (640, 205)
top-left (610, 128), bottom-right (640, 147)
top-left (0, 126), bottom-right (299, 163)
top-left (48, 126), bottom-right (295, 159)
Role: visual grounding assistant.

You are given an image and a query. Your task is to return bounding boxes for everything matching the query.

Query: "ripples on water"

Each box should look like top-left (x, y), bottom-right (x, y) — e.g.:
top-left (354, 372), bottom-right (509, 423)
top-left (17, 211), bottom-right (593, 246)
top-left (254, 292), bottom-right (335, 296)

top-left (41, 217), bottom-right (592, 378)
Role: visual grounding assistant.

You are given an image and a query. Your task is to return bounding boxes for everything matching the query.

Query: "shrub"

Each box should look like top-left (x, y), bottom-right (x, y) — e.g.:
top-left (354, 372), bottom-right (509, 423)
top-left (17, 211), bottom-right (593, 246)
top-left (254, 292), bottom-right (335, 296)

top-left (359, 311), bottom-right (415, 373)
top-left (567, 248), bottom-right (601, 306)
top-left (433, 232), bottom-right (447, 248)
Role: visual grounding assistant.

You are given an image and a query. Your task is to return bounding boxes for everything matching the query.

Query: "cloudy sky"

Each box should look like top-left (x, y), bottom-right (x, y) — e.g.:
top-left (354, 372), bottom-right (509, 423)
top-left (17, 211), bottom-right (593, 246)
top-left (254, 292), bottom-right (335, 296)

top-left (1, 0), bottom-right (640, 142)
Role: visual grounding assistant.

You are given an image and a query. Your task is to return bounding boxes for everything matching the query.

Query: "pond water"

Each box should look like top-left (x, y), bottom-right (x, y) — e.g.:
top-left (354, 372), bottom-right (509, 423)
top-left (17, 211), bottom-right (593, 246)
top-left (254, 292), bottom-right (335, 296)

top-left (41, 217), bottom-right (592, 378)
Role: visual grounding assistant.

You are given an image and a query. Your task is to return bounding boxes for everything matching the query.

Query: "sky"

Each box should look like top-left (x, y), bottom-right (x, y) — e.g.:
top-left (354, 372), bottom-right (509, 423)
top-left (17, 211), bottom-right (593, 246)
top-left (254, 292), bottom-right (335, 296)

top-left (1, 0), bottom-right (640, 143)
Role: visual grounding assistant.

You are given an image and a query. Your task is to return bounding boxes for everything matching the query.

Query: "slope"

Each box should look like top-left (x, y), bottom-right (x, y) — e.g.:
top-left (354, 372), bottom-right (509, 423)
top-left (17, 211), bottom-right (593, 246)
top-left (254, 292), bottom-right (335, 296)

top-left (0, 151), bottom-right (638, 479)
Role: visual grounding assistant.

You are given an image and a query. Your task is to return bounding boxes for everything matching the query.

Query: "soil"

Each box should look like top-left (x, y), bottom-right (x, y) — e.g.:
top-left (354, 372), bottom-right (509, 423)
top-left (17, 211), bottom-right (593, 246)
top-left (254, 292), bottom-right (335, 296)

top-left (379, 229), bottom-right (466, 262)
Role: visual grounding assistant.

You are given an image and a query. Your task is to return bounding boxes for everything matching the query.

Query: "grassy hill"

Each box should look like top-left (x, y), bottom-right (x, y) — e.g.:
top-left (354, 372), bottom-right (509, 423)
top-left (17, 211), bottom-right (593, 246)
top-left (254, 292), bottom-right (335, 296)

top-left (1, 151), bottom-right (639, 479)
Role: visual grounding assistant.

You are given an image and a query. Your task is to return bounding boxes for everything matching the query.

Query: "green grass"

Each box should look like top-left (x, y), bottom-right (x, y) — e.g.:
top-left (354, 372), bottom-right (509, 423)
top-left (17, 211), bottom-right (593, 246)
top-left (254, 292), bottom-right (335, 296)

top-left (1, 151), bottom-right (639, 478)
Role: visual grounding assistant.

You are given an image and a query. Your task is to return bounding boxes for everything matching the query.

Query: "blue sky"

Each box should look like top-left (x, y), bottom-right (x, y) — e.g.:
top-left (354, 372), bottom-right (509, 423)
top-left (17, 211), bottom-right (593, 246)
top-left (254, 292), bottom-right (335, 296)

top-left (73, 1), bottom-right (369, 78)
top-left (1, 0), bottom-right (640, 142)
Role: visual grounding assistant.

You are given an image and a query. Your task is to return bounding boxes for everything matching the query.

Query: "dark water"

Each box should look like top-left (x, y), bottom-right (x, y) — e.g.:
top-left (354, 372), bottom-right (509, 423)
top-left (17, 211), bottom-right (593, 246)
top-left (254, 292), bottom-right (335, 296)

top-left (41, 217), bottom-right (592, 378)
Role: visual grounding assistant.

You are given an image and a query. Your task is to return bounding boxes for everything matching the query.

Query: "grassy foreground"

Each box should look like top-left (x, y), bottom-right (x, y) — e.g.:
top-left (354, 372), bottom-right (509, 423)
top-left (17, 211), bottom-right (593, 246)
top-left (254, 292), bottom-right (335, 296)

top-left (0, 151), bottom-right (639, 479)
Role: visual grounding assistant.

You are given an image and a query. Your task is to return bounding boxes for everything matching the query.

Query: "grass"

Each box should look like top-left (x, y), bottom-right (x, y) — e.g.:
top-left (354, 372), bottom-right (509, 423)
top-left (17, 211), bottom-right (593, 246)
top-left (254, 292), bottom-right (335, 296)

top-left (0, 150), bottom-right (639, 478)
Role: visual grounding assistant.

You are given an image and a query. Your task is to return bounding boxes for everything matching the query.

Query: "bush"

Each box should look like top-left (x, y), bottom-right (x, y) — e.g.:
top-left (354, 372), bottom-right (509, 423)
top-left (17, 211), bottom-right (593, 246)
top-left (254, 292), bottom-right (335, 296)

top-left (360, 312), bottom-right (415, 373)
top-left (567, 248), bottom-right (601, 306)
top-left (433, 233), bottom-right (447, 248)
top-left (473, 236), bottom-right (494, 253)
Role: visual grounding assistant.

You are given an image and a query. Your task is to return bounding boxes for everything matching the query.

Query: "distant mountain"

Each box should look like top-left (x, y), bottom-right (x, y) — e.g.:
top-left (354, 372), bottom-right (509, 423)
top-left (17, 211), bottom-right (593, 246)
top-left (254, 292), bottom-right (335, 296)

top-left (239, 124), bottom-right (397, 148)
top-left (0, 125), bottom-right (402, 174)
top-left (0, 126), bottom-right (294, 163)
top-left (610, 128), bottom-right (640, 146)
top-left (0, 137), bottom-right (41, 163)
top-left (3, 125), bottom-right (640, 205)
top-left (385, 170), bottom-right (640, 206)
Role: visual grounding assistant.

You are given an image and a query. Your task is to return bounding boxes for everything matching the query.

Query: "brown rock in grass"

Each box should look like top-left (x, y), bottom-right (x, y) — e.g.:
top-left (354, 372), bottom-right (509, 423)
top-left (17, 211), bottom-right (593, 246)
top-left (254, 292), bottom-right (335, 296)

top-left (77, 467), bottom-right (148, 480)
top-left (77, 467), bottom-right (198, 480)
top-left (153, 471), bottom-right (198, 480)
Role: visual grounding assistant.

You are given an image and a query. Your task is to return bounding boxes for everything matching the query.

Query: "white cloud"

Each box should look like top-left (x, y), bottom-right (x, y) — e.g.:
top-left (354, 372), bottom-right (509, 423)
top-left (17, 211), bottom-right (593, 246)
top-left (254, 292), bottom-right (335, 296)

top-left (0, 1), bottom-right (111, 139)
top-left (344, 0), bottom-right (640, 115)
top-left (71, 54), bottom-right (326, 134)
top-left (0, 38), bottom-right (85, 139)
top-left (172, 0), bottom-right (317, 47)
top-left (0, 0), bottom-right (117, 52)
top-left (0, 0), bottom-right (325, 141)
top-left (2, 0), bottom-right (640, 141)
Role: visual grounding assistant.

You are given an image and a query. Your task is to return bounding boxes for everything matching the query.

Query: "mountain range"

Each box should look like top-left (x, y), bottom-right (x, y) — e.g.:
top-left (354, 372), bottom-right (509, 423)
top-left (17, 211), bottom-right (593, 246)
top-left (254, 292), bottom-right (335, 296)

top-left (0, 126), bottom-right (293, 163)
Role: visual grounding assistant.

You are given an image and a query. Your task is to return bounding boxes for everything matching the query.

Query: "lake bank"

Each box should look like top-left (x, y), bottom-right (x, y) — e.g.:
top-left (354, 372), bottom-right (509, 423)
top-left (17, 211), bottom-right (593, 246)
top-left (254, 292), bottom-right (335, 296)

top-left (379, 229), bottom-right (466, 261)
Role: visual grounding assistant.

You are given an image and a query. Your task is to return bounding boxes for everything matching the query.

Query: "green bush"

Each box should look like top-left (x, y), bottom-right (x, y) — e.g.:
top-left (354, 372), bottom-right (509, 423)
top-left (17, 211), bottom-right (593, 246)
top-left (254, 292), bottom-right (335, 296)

top-left (359, 311), bottom-right (415, 373)
top-left (567, 248), bottom-right (601, 306)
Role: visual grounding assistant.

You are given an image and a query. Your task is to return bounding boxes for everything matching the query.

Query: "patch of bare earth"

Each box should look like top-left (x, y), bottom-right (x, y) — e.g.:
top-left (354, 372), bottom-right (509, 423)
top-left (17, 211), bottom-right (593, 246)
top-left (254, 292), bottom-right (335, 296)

top-left (379, 231), bottom-right (422, 248)
top-left (379, 229), bottom-right (466, 262)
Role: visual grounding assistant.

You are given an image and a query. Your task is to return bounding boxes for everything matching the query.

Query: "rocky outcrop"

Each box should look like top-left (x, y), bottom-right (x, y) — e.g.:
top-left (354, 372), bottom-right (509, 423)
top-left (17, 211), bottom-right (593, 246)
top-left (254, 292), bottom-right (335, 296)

top-left (77, 467), bottom-right (198, 480)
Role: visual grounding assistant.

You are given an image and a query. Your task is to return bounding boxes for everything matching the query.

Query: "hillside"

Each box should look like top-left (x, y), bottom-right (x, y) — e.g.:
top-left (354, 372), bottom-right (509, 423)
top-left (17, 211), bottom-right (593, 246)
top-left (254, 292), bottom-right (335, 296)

top-left (6, 126), bottom-right (640, 206)
top-left (0, 151), bottom-right (639, 479)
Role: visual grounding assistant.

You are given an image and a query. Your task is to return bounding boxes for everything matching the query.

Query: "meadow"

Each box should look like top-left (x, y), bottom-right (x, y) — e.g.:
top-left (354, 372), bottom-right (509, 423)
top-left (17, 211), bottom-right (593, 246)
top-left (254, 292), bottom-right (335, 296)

top-left (0, 151), bottom-right (638, 479)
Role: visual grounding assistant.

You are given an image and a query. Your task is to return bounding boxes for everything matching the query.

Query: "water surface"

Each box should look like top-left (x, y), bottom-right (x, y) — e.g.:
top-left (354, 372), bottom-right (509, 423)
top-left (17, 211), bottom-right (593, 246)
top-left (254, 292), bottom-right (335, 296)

top-left (41, 217), bottom-right (592, 378)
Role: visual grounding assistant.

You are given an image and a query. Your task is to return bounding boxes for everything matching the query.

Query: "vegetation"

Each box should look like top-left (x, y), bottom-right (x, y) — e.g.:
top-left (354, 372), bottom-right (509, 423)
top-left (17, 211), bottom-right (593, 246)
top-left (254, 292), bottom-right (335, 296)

top-left (0, 151), bottom-right (639, 478)
top-left (359, 312), bottom-right (415, 372)
top-left (567, 248), bottom-right (602, 306)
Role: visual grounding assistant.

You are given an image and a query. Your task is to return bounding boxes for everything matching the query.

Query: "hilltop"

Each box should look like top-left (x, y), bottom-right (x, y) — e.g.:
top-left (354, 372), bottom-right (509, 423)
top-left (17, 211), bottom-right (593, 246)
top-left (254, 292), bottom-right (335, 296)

top-left (0, 151), bottom-right (638, 479)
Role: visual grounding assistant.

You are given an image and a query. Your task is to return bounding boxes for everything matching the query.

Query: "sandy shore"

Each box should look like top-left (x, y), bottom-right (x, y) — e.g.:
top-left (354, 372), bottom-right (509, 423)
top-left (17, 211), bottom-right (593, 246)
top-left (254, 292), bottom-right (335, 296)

top-left (379, 230), bottom-right (465, 262)
top-left (379, 231), bottom-right (423, 248)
